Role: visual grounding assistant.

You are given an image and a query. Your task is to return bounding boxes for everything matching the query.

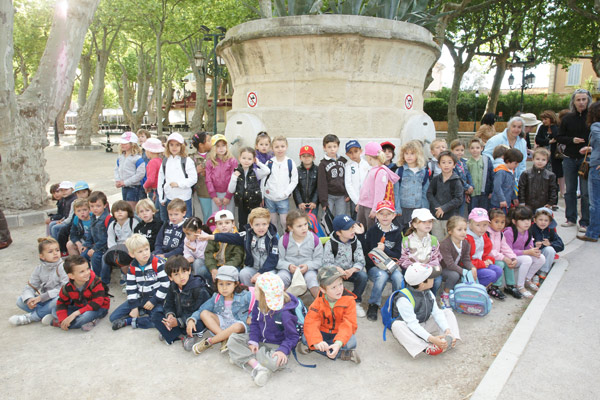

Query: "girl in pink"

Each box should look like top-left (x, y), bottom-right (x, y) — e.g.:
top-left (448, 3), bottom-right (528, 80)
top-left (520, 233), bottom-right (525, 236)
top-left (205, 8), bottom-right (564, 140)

top-left (142, 138), bottom-right (165, 212)
top-left (205, 134), bottom-right (238, 215)
top-left (487, 208), bottom-right (521, 299)
top-left (357, 142), bottom-right (399, 230)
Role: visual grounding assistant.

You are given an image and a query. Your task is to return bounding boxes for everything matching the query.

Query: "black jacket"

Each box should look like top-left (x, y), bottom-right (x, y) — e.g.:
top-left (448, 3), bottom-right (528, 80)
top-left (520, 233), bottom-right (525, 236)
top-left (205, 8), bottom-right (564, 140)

top-left (134, 215), bottom-right (163, 252)
top-left (557, 110), bottom-right (589, 159)
top-left (233, 165), bottom-right (262, 209)
top-left (163, 275), bottom-right (212, 329)
top-left (293, 164), bottom-right (318, 206)
top-left (52, 193), bottom-right (77, 221)
top-left (531, 225), bottom-right (564, 253)
top-left (426, 173), bottom-right (464, 220)
top-left (518, 167), bottom-right (558, 211)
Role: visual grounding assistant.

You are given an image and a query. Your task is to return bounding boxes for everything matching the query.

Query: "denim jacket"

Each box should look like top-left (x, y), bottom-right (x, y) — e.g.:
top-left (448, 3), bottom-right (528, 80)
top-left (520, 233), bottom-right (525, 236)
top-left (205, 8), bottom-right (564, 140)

top-left (393, 165), bottom-right (429, 210)
top-left (83, 208), bottom-right (110, 252)
top-left (187, 289), bottom-right (252, 325)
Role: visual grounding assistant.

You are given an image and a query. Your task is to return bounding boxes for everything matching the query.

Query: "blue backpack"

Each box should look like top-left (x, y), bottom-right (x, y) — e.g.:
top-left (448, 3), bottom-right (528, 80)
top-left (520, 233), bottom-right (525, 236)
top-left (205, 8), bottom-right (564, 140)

top-left (449, 270), bottom-right (492, 316)
top-left (117, 157), bottom-right (147, 186)
top-left (380, 285), bottom-right (409, 341)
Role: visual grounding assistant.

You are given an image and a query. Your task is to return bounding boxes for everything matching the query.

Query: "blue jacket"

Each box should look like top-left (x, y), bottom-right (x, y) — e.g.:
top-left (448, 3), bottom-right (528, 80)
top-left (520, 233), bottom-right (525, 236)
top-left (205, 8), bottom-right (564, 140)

top-left (83, 208), bottom-right (110, 252)
top-left (188, 289), bottom-right (252, 325)
top-left (164, 275), bottom-right (212, 328)
top-left (248, 294), bottom-right (300, 355)
top-left (491, 165), bottom-right (516, 208)
top-left (393, 165), bottom-right (429, 210)
top-left (454, 158), bottom-right (473, 192)
top-left (214, 223), bottom-right (279, 273)
top-left (483, 129), bottom-right (528, 180)
top-left (153, 221), bottom-right (185, 258)
top-left (531, 225), bottom-right (564, 253)
top-left (69, 215), bottom-right (92, 244)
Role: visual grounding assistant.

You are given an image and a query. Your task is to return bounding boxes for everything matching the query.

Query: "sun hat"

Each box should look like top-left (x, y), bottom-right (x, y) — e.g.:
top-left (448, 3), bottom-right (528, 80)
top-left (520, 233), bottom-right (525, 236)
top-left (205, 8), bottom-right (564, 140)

top-left (211, 134), bottom-right (227, 146)
top-left (118, 131), bottom-right (138, 144)
top-left (73, 181), bottom-right (89, 193)
top-left (468, 208), bottom-right (490, 223)
top-left (411, 208), bottom-right (436, 222)
top-left (216, 265), bottom-right (239, 282)
top-left (364, 142), bottom-right (382, 157)
top-left (255, 273), bottom-right (285, 311)
top-left (167, 132), bottom-right (185, 144)
top-left (142, 138), bottom-right (165, 154)
top-left (520, 113), bottom-right (541, 126)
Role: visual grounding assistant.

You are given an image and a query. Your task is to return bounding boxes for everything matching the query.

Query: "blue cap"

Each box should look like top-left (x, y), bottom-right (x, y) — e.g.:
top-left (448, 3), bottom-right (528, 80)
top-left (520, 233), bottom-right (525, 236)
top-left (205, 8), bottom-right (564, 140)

top-left (345, 140), bottom-right (361, 153)
top-left (332, 214), bottom-right (356, 232)
top-left (73, 181), bottom-right (90, 193)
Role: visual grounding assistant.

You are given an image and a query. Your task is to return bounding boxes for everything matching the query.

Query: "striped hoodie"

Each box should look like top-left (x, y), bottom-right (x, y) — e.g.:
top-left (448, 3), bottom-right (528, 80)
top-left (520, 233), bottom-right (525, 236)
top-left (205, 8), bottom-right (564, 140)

top-left (126, 256), bottom-right (169, 308)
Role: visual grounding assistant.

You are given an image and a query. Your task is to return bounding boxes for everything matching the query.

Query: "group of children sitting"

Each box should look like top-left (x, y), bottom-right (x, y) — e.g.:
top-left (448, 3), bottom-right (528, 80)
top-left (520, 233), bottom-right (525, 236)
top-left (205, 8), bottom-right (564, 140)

top-left (9, 129), bottom-right (564, 386)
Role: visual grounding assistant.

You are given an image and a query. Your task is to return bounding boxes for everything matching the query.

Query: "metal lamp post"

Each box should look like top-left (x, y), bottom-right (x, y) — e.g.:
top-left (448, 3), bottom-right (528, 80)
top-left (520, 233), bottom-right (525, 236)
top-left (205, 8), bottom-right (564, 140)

top-left (202, 26), bottom-right (227, 136)
top-left (473, 89), bottom-right (479, 132)
top-left (180, 79), bottom-right (190, 129)
top-left (508, 55), bottom-right (536, 112)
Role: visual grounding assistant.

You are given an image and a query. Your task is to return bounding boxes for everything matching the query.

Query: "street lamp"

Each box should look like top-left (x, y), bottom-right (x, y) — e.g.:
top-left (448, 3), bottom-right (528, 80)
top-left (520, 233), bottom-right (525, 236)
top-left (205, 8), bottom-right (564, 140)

top-left (178, 79), bottom-right (190, 129)
top-left (507, 55), bottom-right (536, 112)
top-left (202, 27), bottom-right (227, 136)
top-left (473, 89), bottom-right (480, 132)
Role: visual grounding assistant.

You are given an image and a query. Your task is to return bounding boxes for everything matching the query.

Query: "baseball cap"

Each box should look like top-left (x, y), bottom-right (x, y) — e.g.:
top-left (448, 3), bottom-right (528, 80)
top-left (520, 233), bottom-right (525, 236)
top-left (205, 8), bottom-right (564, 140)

top-left (118, 131), bottom-right (138, 144)
top-left (345, 140), bottom-right (361, 153)
top-left (255, 273), bottom-right (285, 311)
top-left (468, 208), bottom-right (490, 223)
top-left (214, 209), bottom-right (235, 221)
top-left (380, 141), bottom-right (396, 150)
top-left (404, 262), bottom-right (441, 286)
top-left (376, 200), bottom-right (395, 213)
top-left (73, 181), bottom-right (89, 193)
top-left (167, 132), bottom-right (185, 144)
top-left (332, 214), bottom-right (356, 232)
top-left (299, 145), bottom-right (315, 157)
top-left (364, 142), bottom-right (382, 157)
top-left (58, 181), bottom-right (74, 190)
top-left (142, 138), bottom-right (165, 154)
top-left (411, 208), bottom-right (436, 222)
top-left (317, 266), bottom-right (345, 287)
top-left (216, 265), bottom-right (239, 282)
top-left (211, 134), bottom-right (227, 146)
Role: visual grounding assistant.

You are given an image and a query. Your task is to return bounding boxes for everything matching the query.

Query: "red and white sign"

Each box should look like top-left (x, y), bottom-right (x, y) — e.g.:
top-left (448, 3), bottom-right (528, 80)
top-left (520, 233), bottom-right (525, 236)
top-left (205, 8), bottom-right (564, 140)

top-left (247, 92), bottom-right (258, 108)
top-left (405, 94), bottom-right (413, 110)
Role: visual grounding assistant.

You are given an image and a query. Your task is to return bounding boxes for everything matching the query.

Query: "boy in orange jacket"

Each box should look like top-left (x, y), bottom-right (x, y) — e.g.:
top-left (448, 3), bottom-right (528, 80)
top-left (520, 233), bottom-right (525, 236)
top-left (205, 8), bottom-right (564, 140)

top-left (298, 266), bottom-right (360, 363)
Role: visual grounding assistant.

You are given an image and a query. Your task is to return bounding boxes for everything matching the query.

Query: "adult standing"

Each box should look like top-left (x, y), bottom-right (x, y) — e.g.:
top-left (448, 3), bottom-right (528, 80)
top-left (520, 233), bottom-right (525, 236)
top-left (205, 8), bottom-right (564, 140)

top-left (521, 113), bottom-right (541, 154)
top-left (475, 113), bottom-right (496, 144)
top-left (535, 110), bottom-right (565, 198)
top-left (556, 89), bottom-right (591, 231)
top-left (578, 101), bottom-right (600, 242)
top-left (483, 116), bottom-right (528, 180)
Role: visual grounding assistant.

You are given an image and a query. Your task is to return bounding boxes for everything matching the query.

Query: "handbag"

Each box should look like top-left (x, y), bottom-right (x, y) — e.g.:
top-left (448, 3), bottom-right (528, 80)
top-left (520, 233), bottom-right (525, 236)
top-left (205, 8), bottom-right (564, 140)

top-left (287, 268), bottom-right (307, 297)
top-left (579, 146), bottom-right (590, 179)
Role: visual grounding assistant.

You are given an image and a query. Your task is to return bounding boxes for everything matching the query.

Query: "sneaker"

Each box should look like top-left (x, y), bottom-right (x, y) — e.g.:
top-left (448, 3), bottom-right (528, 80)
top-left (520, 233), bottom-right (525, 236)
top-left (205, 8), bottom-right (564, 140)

top-left (488, 286), bottom-right (506, 300)
top-left (579, 225), bottom-right (587, 233)
top-left (183, 336), bottom-right (202, 351)
top-left (356, 303), bottom-right (366, 318)
top-left (339, 349), bottom-right (361, 364)
top-left (158, 334), bottom-right (165, 343)
top-left (111, 317), bottom-right (128, 331)
top-left (525, 280), bottom-right (539, 292)
top-left (192, 338), bottom-right (213, 355)
top-left (41, 314), bottom-right (55, 326)
top-left (440, 292), bottom-right (450, 308)
top-left (531, 275), bottom-right (540, 286)
top-left (424, 343), bottom-right (443, 356)
top-left (551, 205), bottom-right (559, 211)
top-left (444, 335), bottom-right (454, 351)
top-left (561, 221), bottom-right (576, 227)
top-left (220, 341), bottom-right (228, 353)
top-left (252, 365), bottom-right (272, 387)
top-left (503, 285), bottom-right (523, 299)
top-left (538, 272), bottom-right (548, 282)
top-left (81, 319), bottom-right (99, 331)
top-left (366, 304), bottom-right (378, 321)
top-left (8, 314), bottom-right (32, 326)
top-left (122, 285), bottom-right (127, 294)
top-left (296, 342), bottom-right (311, 355)
top-left (518, 287), bottom-right (534, 299)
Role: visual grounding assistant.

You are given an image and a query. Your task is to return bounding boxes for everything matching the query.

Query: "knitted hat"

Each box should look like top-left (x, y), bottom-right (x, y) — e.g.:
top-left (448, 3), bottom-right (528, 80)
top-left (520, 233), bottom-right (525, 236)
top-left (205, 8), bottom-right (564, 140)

top-left (256, 273), bottom-right (285, 311)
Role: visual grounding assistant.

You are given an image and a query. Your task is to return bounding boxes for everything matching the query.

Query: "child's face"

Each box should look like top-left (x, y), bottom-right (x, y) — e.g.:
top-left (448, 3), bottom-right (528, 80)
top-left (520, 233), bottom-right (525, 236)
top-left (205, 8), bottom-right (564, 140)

top-left (239, 151), bottom-right (255, 169)
top-left (452, 145), bottom-right (465, 159)
top-left (321, 277), bottom-right (344, 301)
top-left (76, 190), bottom-right (89, 199)
top-left (417, 278), bottom-right (434, 291)
top-left (337, 226), bottom-right (355, 242)
top-left (74, 206), bottom-right (90, 221)
top-left (215, 141), bottom-right (227, 158)
top-left (169, 268), bottom-right (191, 288)
top-left (113, 209), bottom-right (129, 221)
top-left (168, 208), bottom-right (185, 225)
top-left (383, 148), bottom-right (394, 163)
top-left (89, 200), bottom-right (106, 217)
top-left (217, 279), bottom-right (237, 298)
top-left (324, 142), bottom-right (339, 159)
top-left (514, 218), bottom-right (532, 232)
top-left (533, 153), bottom-right (548, 169)
top-left (52, 190), bottom-right (62, 201)
top-left (216, 219), bottom-right (234, 233)
top-left (60, 188), bottom-right (73, 197)
top-left (251, 217), bottom-right (270, 237)
top-left (40, 243), bottom-right (61, 263)
top-left (469, 220), bottom-right (489, 236)
top-left (199, 140), bottom-right (211, 153)
top-left (272, 140), bottom-right (287, 158)
top-left (300, 154), bottom-right (314, 167)
top-left (505, 160), bottom-right (519, 170)
top-left (413, 219), bottom-right (433, 234)
top-left (138, 135), bottom-right (147, 144)
top-left (256, 138), bottom-right (270, 154)
top-left (129, 244), bottom-right (151, 265)
top-left (469, 142), bottom-right (482, 158)
top-left (183, 228), bottom-right (197, 241)
top-left (439, 155), bottom-right (455, 174)
top-left (168, 141), bottom-right (182, 156)
top-left (450, 221), bottom-right (468, 241)
top-left (290, 217), bottom-right (309, 238)
top-left (534, 214), bottom-right (551, 230)
top-left (346, 147), bottom-right (362, 163)
top-left (137, 206), bottom-right (154, 223)
top-left (403, 150), bottom-right (417, 166)
top-left (376, 209), bottom-right (395, 226)
top-left (490, 216), bottom-right (505, 232)
top-left (431, 142), bottom-right (447, 158)
top-left (121, 143), bottom-right (132, 153)
top-left (68, 263), bottom-right (91, 286)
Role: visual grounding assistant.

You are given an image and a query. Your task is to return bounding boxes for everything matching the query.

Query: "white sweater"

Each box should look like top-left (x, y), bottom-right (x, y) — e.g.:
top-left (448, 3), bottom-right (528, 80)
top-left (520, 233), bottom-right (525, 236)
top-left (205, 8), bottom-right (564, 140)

top-left (262, 156), bottom-right (299, 201)
top-left (157, 155), bottom-right (198, 202)
top-left (344, 158), bottom-right (370, 204)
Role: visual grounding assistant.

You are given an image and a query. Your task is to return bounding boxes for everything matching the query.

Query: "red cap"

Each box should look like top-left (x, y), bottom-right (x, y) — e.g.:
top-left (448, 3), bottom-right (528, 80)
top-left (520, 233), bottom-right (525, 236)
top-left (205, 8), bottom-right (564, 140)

top-left (380, 141), bottom-right (395, 150)
top-left (299, 145), bottom-right (315, 157)
top-left (376, 200), bottom-right (396, 213)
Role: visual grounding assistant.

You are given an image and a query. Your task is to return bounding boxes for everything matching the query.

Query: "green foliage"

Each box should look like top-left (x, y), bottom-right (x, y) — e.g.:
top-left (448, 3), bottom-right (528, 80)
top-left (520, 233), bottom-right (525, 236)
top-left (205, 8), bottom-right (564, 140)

top-left (423, 97), bottom-right (448, 121)
top-left (103, 85), bottom-right (120, 108)
top-left (273, 0), bottom-right (323, 16)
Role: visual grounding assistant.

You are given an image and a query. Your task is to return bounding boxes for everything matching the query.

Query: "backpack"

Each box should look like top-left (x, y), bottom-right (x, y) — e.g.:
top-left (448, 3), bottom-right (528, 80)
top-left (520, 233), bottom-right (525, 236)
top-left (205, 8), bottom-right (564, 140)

top-left (281, 232), bottom-right (320, 250)
top-left (330, 237), bottom-right (358, 263)
top-left (233, 166), bottom-right (262, 209)
top-left (381, 287), bottom-right (409, 341)
top-left (449, 270), bottom-right (492, 316)
top-left (161, 157), bottom-right (188, 196)
top-left (129, 257), bottom-right (159, 276)
top-left (396, 165), bottom-right (429, 187)
top-left (508, 226), bottom-right (533, 248)
top-left (306, 210), bottom-right (326, 238)
top-left (274, 297), bottom-right (316, 368)
top-left (215, 286), bottom-right (256, 315)
top-left (320, 207), bottom-right (335, 236)
top-left (263, 158), bottom-right (293, 186)
top-left (117, 156), bottom-right (147, 186)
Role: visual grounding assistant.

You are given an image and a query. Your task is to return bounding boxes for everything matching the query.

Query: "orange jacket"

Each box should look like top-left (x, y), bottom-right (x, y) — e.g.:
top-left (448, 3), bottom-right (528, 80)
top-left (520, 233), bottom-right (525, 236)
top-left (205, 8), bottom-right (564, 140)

top-left (303, 289), bottom-right (357, 348)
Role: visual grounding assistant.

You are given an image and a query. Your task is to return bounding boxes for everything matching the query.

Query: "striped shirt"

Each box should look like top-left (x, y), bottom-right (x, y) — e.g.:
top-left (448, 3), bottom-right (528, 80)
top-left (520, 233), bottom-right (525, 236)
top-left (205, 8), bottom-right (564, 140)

top-left (126, 256), bottom-right (169, 308)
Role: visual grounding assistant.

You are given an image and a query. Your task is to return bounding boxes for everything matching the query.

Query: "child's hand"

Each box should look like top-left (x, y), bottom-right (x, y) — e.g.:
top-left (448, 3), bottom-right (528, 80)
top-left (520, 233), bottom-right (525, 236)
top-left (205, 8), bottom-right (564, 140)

top-left (327, 342), bottom-right (342, 359)
top-left (197, 232), bottom-right (213, 241)
top-left (45, 217), bottom-right (51, 224)
top-left (355, 204), bottom-right (359, 212)
top-left (309, 202), bottom-right (317, 210)
top-left (535, 241), bottom-right (543, 248)
top-left (467, 187), bottom-right (474, 195)
top-left (299, 264), bottom-right (309, 274)
top-left (234, 171), bottom-right (241, 177)
top-left (272, 351), bottom-right (288, 367)
top-left (344, 267), bottom-right (357, 280)
top-left (314, 341), bottom-right (329, 352)
top-left (77, 242), bottom-right (85, 253)
top-left (61, 311), bottom-right (79, 331)
top-left (26, 297), bottom-right (41, 309)
top-left (471, 267), bottom-right (478, 281)
top-left (499, 201), bottom-right (508, 209)
top-left (222, 198), bottom-right (230, 206)
top-left (335, 266), bottom-right (346, 279)
top-left (143, 301), bottom-right (154, 311)
top-left (88, 249), bottom-right (95, 257)
top-left (129, 308), bottom-right (140, 318)
top-left (368, 210), bottom-right (376, 219)
top-left (353, 223), bottom-right (365, 235)
top-left (211, 269), bottom-right (218, 281)
top-left (542, 239), bottom-right (551, 247)
top-left (345, 197), bottom-right (350, 202)
top-left (197, 164), bottom-right (205, 175)
top-left (512, 199), bottom-right (520, 206)
top-left (249, 343), bottom-right (259, 354)
top-left (213, 197), bottom-right (222, 207)
top-left (484, 259), bottom-right (492, 266)
top-left (289, 265), bottom-right (298, 273)
top-left (170, 182), bottom-right (179, 188)
top-left (162, 315), bottom-right (177, 331)
top-left (429, 335), bottom-right (448, 351)
top-left (298, 203), bottom-right (306, 210)
top-left (115, 181), bottom-right (124, 188)
top-left (435, 207), bottom-right (444, 218)
top-left (251, 273), bottom-right (260, 284)
top-left (186, 320), bottom-right (196, 337)
top-left (377, 242), bottom-right (385, 251)
top-left (465, 194), bottom-right (471, 204)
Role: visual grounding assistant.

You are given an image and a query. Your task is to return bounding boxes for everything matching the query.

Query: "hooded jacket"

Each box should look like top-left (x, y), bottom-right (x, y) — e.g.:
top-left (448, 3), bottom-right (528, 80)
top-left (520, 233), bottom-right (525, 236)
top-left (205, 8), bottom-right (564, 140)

top-left (163, 275), bottom-right (212, 327)
top-left (214, 223), bottom-right (279, 274)
top-left (304, 289), bottom-right (357, 348)
top-left (318, 155), bottom-right (348, 207)
top-left (358, 165), bottom-right (400, 210)
top-left (56, 270), bottom-right (110, 322)
top-left (466, 229), bottom-right (496, 270)
top-left (21, 259), bottom-right (69, 302)
top-left (426, 172), bottom-right (464, 219)
top-left (486, 228), bottom-right (517, 261)
top-left (531, 225), bottom-right (564, 253)
top-left (518, 166), bottom-right (558, 211)
top-left (491, 164), bottom-right (516, 208)
top-left (248, 294), bottom-right (300, 355)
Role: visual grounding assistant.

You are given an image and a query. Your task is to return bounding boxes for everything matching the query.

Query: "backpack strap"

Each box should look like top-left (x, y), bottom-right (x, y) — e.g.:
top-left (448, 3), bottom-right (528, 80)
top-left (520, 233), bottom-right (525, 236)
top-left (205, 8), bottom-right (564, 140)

top-left (396, 166), bottom-right (404, 183)
top-left (104, 215), bottom-right (113, 229)
top-left (263, 159), bottom-right (274, 185)
top-left (398, 288), bottom-right (415, 308)
top-left (282, 232), bottom-right (290, 250)
top-left (331, 238), bottom-right (356, 263)
top-left (181, 157), bottom-right (188, 179)
top-left (152, 257), bottom-right (158, 274)
top-left (248, 287), bottom-right (255, 314)
top-left (422, 167), bottom-right (429, 186)
top-left (312, 232), bottom-right (319, 247)
top-left (287, 158), bottom-right (293, 179)
top-left (430, 235), bottom-right (438, 246)
top-left (129, 264), bottom-right (135, 276)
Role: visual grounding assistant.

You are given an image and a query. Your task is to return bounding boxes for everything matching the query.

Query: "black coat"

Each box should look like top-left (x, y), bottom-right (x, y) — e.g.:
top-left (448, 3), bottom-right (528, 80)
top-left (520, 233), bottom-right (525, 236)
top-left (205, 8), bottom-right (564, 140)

top-left (293, 164), bottom-right (319, 206)
top-left (163, 275), bottom-right (212, 328)
top-left (557, 110), bottom-right (589, 159)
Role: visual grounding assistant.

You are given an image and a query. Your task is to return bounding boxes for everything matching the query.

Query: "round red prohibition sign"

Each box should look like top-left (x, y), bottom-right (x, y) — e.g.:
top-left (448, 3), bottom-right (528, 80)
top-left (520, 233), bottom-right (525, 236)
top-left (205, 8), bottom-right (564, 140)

top-left (247, 92), bottom-right (258, 108)
top-left (405, 94), bottom-right (413, 110)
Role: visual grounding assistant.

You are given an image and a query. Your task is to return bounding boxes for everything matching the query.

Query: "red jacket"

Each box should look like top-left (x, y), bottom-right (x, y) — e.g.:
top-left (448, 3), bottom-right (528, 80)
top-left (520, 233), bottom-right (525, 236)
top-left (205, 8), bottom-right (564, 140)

top-left (465, 233), bottom-right (495, 270)
top-left (56, 270), bottom-right (110, 322)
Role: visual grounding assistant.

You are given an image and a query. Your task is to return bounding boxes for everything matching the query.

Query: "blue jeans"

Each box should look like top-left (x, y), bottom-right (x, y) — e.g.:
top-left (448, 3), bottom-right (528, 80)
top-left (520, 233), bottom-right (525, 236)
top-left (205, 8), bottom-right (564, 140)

top-left (346, 269), bottom-right (368, 302)
top-left (151, 309), bottom-right (205, 344)
top-left (52, 305), bottom-right (108, 329)
top-left (82, 248), bottom-right (104, 277)
top-left (469, 194), bottom-right (489, 212)
top-left (367, 268), bottom-right (404, 306)
top-left (264, 198), bottom-right (290, 214)
top-left (563, 157), bottom-right (589, 226)
top-left (197, 196), bottom-right (213, 222)
top-left (109, 301), bottom-right (163, 329)
top-left (587, 166), bottom-right (600, 239)
top-left (301, 332), bottom-right (357, 359)
top-left (16, 296), bottom-right (58, 321)
top-left (193, 259), bottom-right (212, 283)
top-left (122, 186), bottom-right (143, 202)
top-left (160, 198), bottom-right (193, 219)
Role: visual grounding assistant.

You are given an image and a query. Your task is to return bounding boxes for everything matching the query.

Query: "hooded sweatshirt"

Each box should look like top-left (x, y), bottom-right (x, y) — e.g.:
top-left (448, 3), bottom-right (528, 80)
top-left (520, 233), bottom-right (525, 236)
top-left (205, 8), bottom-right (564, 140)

top-left (20, 259), bottom-right (69, 302)
top-left (426, 172), bottom-right (463, 219)
top-left (491, 164), bottom-right (516, 208)
top-left (248, 294), bottom-right (300, 355)
top-left (358, 165), bottom-right (400, 210)
top-left (318, 155), bottom-right (348, 207)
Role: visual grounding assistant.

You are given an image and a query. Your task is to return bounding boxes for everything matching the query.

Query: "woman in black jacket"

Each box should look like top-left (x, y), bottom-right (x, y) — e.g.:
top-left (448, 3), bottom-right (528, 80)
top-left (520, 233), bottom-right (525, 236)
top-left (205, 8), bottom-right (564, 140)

top-left (536, 110), bottom-right (564, 198)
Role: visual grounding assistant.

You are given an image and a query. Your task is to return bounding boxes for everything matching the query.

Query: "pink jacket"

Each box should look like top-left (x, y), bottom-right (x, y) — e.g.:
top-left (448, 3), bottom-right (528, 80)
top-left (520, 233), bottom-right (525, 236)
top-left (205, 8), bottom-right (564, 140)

top-left (358, 165), bottom-right (400, 210)
top-left (486, 228), bottom-right (517, 261)
top-left (205, 157), bottom-right (238, 199)
top-left (144, 158), bottom-right (162, 190)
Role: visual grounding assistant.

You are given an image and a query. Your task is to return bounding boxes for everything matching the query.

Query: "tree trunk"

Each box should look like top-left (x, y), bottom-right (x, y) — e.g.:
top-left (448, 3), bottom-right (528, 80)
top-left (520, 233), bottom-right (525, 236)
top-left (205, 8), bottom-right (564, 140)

top-left (155, 32), bottom-right (163, 135)
top-left (162, 83), bottom-right (173, 127)
top-left (56, 85), bottom-right (74, 135)
top-left (0, 0), bottom-right (101, 210)
top-left (259, 0), bottom-right (272, 18)
top-left (485, 52), bottom-right (509, 114)
top-left (147, 88), bottom-right (157, 126)
top-left (78, 52), bottom-right (91, 109)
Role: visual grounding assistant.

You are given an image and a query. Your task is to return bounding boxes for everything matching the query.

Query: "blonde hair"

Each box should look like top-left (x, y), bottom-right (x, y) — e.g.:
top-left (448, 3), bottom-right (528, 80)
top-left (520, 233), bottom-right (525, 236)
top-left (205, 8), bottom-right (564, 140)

top-left (208, 140), bottom-right (233, 166)
top-left (255, 285), bottom-right (291, 314)
top-left (532, 147), bottom-right (550, 160)
top-left (135, 198), bottom-right (156, 214)
top-left (165, 139), bottom-right (188, 158)
top-left (366, 152), bottom-right (387, 165)
top-left (38, 237), bottom-right (59, 254)
top-left (72, 198), bottom-right (89, 210)
top-left (430, 138), bottom-right (447, 150)
top-left (120, 143), bottom-right (142, 156)
top-left (125, 234), bottom-right (150, 253)
top-left (167, 198), bottom-right (187, 213)
top-left (249, 207), bottom-right (271, 224)
top-left (271, 136), bottom-right (288, 146)
top-left (397, 140), bottom-right (426, 168)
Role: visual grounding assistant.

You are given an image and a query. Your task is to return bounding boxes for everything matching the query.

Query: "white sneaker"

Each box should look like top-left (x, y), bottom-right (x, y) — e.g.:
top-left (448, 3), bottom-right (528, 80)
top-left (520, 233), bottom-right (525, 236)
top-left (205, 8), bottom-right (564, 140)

top-left (9, 314), bottom-right (32, 326)
top-left (252, 365), bottom-right (271, 387)
top-left (356, 304), bottom-right (366, 318)
top-left (41, 314), bottom-right (55, 326)
top-left (579, 225), bottom-right (587, 233)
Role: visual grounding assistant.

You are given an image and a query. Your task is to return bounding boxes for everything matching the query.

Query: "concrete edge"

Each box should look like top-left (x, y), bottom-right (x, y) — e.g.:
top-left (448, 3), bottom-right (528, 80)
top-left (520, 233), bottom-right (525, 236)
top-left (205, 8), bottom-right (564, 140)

top-left (470, 236), bottom-right (584, 400)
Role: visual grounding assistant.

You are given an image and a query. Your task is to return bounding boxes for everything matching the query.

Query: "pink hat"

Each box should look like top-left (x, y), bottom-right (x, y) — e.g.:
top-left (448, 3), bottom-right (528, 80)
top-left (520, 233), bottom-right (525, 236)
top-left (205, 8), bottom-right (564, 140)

top-left (118, 131), bottom-right (138, 144)
top-left (468, 208), bottom-right (490, 222)
top-left (167, 132), bottom-right (185, 144)
top-left (142, 138), bottom-right (165, 154)
top-left (364, 142), bottom-right (382, 157)
top-left (255, 273), bottom-right (285, 311)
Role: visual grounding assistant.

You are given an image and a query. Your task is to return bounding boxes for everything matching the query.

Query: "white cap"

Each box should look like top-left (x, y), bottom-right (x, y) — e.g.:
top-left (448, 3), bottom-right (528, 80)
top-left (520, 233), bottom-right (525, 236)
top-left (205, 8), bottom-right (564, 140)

top-left (214, 209), bottom-right (235, 221)
top-left (411, 208), bottom-right (436, 222)
top-left (167, 132), bottom-right (185, 144)
top-left (405, 262), bottom-right (439, 286)
top-left (118, 131), bottom-right (139, 144)
top-left (58, 181), bottom-right (74, 190)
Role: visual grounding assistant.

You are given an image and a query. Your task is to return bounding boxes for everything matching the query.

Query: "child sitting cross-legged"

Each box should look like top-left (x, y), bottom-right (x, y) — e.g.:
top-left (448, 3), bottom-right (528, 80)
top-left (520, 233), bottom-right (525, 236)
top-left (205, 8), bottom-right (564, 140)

top-left (298, 266), bottom-right (360, 363)
top-left (110, 234), bottom-right (170, 330)
top-left (187, 265), bottom-right (253, 355)
top-left (152, 256), bottom-right (212, 350)
top-left (182, 217), bottom-right (211, 282)
top-left (390, 262), bottom-right (460, 358)
top-left (66, 198), bottom-right (92, 256)
top-left (487, 208), bottom-right (521, 299)
top-left (203, 210), bottom-right (244, 282)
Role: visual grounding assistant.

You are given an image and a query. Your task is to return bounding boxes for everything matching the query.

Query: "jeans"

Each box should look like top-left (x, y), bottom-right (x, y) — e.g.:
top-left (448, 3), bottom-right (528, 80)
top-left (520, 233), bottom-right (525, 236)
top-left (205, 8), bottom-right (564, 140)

top-left (82, 248), bottom-right (104, 277)
top-left (16, 296), bottom-right (58, 321)
top-left (493, 261), bottom-right (516, 287)
top-left (586, 166), bottom-right (600, 239)
top-left (367, 268), bottom-right (404, 306)
top-left (109, 301), bottom-right (163, 329)
top-left (52, 305), bottom-right (108, 329)
top-left (563, 157), bottom-right (589, 226)
top-left (328, 195), bottom-right (347, 217)
top-left (540, 246), bottom-right (557, 274)
top-left (301, 332), bottom-right (357, 359)
top-left (264, 198), bottom-right (290, 214)
top-left (197, 196), bottom-right (213, 222)
top-left (122, 186), bottom-right (143, 202)
top-left (151, 309), bottom-right (205, 344)
top-left (193, 259), bottom-right (212, 283)
top-left (346, 269), bottom-right (368, 302)
top-left (50, 222), bottom-right (64, 240)
top-left (469, 194), bottom-right (489, 212)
